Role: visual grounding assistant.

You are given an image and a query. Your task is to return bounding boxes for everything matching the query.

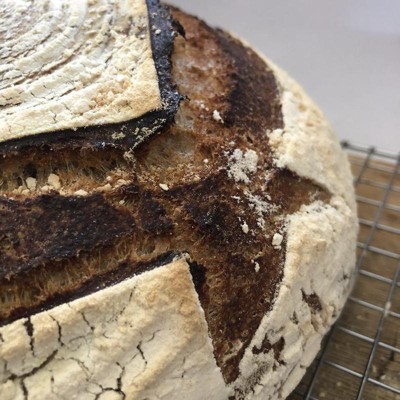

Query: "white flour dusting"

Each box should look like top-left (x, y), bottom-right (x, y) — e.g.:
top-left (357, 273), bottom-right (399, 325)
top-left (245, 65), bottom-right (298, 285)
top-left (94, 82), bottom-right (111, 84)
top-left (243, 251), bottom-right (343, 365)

top-left (227, 149), bottom-right (258, 184)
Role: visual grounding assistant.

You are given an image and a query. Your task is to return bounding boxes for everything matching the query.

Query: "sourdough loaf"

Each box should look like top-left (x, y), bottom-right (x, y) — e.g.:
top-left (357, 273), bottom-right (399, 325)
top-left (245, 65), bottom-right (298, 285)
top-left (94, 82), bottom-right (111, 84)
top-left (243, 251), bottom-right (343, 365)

top-left (0, 1), bottom-right (358, 399)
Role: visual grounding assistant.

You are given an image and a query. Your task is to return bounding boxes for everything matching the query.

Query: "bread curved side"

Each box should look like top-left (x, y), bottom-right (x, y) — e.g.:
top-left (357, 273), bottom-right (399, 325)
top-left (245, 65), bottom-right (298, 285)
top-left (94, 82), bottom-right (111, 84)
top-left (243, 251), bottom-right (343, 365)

top-left (231, 61), bottom-right (358, 399)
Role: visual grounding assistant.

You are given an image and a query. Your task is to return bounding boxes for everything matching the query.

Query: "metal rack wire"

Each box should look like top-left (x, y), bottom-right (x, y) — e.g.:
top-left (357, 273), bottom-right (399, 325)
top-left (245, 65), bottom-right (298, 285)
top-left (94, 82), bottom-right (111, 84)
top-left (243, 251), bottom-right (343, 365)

top-left (289, 142), bottom-right (400, 400)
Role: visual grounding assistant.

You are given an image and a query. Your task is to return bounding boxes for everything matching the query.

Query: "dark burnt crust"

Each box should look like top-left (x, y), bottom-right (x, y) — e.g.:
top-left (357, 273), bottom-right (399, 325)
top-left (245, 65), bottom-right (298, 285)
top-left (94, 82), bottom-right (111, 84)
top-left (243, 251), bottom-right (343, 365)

top-left (0, 6), bottom-right (331, 389)
top-left (302, 290), bottom-right (323, 312)
top-left (0, 170), bottom-right (328, 382)
top-left (139, 191), bottom-right (174, 235)
top-left (0, 193), bottom-right (135, 280)
top-left (0, 0), bottom-right (181, 156)
top-left (168, 171), bottom-right (327, 383)
top-left (0, 252), bottom-right (179, 327)
top-left (147, 0), bottom-right (183, 121)
top-left (252, 336), bottom-right (286, 362)
top-left (214, 29), bottom-right (283, 133)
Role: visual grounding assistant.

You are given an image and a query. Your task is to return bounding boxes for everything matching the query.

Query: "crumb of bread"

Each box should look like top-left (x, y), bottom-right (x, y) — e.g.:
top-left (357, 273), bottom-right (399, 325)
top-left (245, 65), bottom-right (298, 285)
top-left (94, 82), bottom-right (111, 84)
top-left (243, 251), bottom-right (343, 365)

top-left (97, 183), bottom-right (112, 192)
top-left (116, 179), bottom-right (129, 187)
top-left (48, 173), bottom-right (61, 190)
top-left (74, 189), bottom-right (88, 197)
top-left (199, 101), bottom-right (209, 111)
top-left (253, 261), bottom-right (260, 273)
top-left (272, 233), bottom-right (283, 249)
top-left (241, 222), bottom-right (249, 234)
top-left (26, 177), bottom-right (37, 190)
top-left (213, 109), bottom-right (224, 123)
top-left (111, 132), bottom-right (126, 140)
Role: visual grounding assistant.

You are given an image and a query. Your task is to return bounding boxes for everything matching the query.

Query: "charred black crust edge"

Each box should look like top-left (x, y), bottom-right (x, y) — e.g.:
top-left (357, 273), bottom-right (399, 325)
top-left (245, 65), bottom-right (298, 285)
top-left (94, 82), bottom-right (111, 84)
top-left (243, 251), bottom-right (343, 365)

top-left (214, 28), bottom-right (283, 133)
top-left (0, 193), bottom-right (136, 280)
top-left (0, 0), bottom-right (182, 155)
top-left (147, 0), bottom-right (183, 120)
top-left (0, 251), bottom-right (181, 327)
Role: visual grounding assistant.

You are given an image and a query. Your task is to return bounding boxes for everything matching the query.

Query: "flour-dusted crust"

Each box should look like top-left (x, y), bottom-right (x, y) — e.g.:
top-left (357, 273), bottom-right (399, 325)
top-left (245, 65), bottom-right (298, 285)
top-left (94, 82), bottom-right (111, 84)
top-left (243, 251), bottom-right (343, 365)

top-left (267, 62), bottom-right (356, 211)
top-left (232, 62), bottom-right (358, 399)
top-left (0, 257), bottom-right (229, 400)
top-left (0, 0), bottom-right (181, 152)
top-left (0, 0), bottom-right (160, 141)
top-left (0, 5), bottom-right (357, 400)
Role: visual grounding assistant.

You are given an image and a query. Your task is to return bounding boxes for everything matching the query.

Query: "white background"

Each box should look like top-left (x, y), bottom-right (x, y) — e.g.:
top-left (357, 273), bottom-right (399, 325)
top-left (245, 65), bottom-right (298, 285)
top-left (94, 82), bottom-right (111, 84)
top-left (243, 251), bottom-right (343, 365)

top-left (170, 0), bottom-right (400, 152)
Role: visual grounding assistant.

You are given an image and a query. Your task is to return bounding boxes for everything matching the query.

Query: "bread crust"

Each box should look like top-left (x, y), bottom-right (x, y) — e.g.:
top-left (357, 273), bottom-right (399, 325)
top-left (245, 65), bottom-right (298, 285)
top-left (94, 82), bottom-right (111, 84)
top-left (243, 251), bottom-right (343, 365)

top-left (232, 62), bottom-right (357, 399)
top-left (0, 258), bottom-right (229, 400)
top-left (0, 3), bottom-right (357, 400)
top-left (0, 0), bottom-right (180, 152)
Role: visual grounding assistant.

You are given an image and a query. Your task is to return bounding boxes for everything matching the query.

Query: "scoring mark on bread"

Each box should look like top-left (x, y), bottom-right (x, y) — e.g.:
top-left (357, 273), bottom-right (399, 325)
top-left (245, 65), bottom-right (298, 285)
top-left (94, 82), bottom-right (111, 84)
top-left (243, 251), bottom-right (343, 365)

top-left (0, 193), bottom-right (135, 280)
top-left (0, 166), bottom-right (330, 384)
top-left (0, 6), bottom-right (332, 388)
top-left (0, 148), bottom-right (133, 198)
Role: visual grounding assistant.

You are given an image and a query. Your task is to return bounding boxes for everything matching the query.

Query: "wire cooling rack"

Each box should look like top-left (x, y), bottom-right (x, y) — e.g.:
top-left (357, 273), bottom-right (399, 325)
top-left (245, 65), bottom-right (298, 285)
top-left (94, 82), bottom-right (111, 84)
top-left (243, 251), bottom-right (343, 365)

top-left (289, 142), bottom-right (400, 400)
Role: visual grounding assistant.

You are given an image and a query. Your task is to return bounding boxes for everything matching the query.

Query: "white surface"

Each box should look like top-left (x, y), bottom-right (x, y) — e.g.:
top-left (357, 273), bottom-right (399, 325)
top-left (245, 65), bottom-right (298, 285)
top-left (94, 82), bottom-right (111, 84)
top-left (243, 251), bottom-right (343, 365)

top-left (0, 258), bottom-right (229, 400)
top-left (170, 0), bottom-right (400, 151)
top-left (0, 0), bottom-right (160, 143)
